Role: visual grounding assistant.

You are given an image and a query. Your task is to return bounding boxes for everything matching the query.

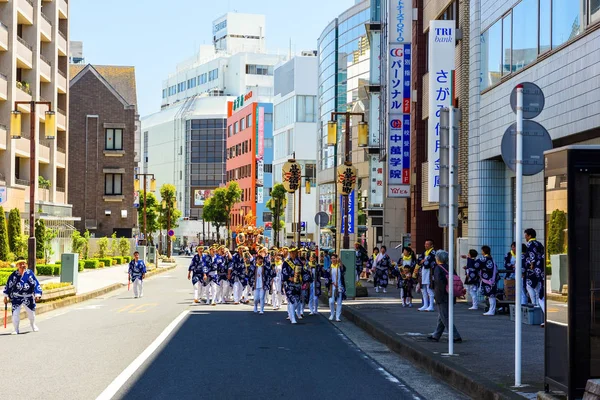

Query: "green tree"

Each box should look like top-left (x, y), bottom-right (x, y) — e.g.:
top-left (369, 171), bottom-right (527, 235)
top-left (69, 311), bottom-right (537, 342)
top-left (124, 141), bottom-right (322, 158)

top-left (0, 206), bottom-right (9, 261)
top-left (266, 184), bottom-right (287, 247)
top-left (41, 228), bottom-right (58, 263)
top-left (138, 191), bottom-right (160, 244)
top-left (158, 184), bottom-right (182, 230)
top-left (14, 234), bottom-right (28, 260)
top-left (223, 182), bottom-right (242, 247)
top-left (8, 208), bottom-right (21, 253)
top-left (548, 209), bottom-right (567, 255)
top-left (97, 237), bottom-right (109, 258)
top-left (35, 219), bottom-right (45, 259)
top-left (119, 237), bottom-right (131, 257)
top-left (71, 230), bottom-right (86, 259)
top-left (202, 197), bottom-right (227, 242)
top-left (110, 232), bottom-right (119, 256)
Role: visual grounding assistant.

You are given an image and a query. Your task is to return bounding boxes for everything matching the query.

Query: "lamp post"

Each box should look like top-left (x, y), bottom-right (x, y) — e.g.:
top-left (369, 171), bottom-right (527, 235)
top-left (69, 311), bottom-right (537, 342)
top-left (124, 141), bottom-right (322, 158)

top-left (134, 173), bottom-right (156, 245)
top-left (327, 112), bottom-right (367, 250)
top-left (11, 101), bottom-right (56, 271)
top-left (161, 195), bottom-right (176, 258)
top-left (295, 173), bottom-right (313, 247)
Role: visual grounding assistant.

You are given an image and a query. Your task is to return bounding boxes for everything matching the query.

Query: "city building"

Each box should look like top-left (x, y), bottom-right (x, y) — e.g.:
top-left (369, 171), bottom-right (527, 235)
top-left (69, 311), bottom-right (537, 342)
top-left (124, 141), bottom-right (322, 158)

top-left (0, 0), bottom-right (75, 238)
top-left (68, 64), bottom-right (138, 237)
top-left (142, 12), bottom-right (284, 246)
top-left (226, 91), bottom-right (274, 237)
top-left (272, 54), bottom-right (319, 245)
top-left (469, 0), bottom-right (600, 258)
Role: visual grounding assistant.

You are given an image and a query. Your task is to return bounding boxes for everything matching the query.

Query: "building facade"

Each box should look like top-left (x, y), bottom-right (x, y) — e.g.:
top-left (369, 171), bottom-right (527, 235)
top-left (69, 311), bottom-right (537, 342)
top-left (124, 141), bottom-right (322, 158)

top-left (469, 0), bottom-right (600, 259)
top-left (68, 65), bottom-right (138, 238)
top-left (226, 94), bottom-right (274, 235)
top-left (272, 54), bottom-right (319, 245)
top-left (0, 0), bottom-right (73, 225)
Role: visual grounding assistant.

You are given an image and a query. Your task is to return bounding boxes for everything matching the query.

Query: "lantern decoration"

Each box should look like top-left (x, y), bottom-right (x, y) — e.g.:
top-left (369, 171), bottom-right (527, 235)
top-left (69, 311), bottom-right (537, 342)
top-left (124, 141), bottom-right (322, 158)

top-left (357, 121), bottom-right (368, 147)
top-left (45, 111), bottom-right (56, 139)
top-left (327, 120), bottom-right (337, 146)
top-left (337, 162), bottom-right (357, 196)
top-left (281, 160), bottom-right (301, 193)
top-left (134, 179), bottom-right (140, 192)
top-left (10, 111), bottom-right (22, 139)
top-left (150, 178), bottom-right (157, 192)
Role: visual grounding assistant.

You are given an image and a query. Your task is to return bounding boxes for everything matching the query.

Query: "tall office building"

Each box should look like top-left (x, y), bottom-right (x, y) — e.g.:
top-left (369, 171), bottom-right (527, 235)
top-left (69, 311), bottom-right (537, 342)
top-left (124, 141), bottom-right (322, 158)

top-left (0, 0), bottom-right (74, 235)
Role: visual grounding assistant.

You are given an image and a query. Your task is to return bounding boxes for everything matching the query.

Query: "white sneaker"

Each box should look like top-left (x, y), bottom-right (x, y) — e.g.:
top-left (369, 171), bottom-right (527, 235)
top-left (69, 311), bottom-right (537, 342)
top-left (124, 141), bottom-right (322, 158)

top-left (375, 287), bottom-right (380, 293)
top-left (291, 321), bottom-right (297, 324)
top-left (32, 325), bottom-right (39, 332)
top-left (483, 311), bottom-right (495, 316)
top-left (418, 306), bottom-right (426, 311)
top-left (11, 330), bottom-right (19, 335)
top-left (297, 314), bottom-right (303, 320)
top-left (259, 312), bottom-right (264, 315)
top-left (426, 307), bottom-right (435, 312)
top-left (383, 289), bottom-right (387, 293)
top-left (335, 318), bottom-right (341, 322)
top-left (468, 306), bottom-right (478, 310)
top-left (329, 315), bottom-right (334, 321)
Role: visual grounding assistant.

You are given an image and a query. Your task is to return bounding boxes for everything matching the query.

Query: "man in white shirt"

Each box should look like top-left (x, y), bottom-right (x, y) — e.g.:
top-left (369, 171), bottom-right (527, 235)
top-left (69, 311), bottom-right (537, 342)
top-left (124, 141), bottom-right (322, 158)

top-left (326, 253), bottom-right (346, 322)
top-left (252, 255), bottom-right (267, 314)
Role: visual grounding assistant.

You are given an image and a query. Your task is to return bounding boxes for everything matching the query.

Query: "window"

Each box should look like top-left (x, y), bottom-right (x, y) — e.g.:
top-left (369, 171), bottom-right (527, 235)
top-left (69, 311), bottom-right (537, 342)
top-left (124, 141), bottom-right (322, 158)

top-left (502, 14), bottom-right (512, 74)
top-left (245, 64), bottom-right (274, 76)
top-left (264, 163), bottom-right (273, 173)
top-left (178, 82), bottom-right (186, 93)
top-left (187, 77), bottom-right (197, 89)
top-left (540, 0), bottom-right (551, 53)
top-left (208, 68), bottom-right (219, 81)
top-left (264, 138), bottom-right (273, 149)
top-left (228, 125), bottom-right (233, 137)
top-left (247, 114), bottom-right (252, 127)
top-left (512, 0), bottom-right (538, 72)
top-left (199, 73), bottom-right (207, 84)
top-left (241, 118), bottom-right (246, 130)
top-left (274, 97), bottom-right (295, 129)
top-left (162, 89), bottom-right (167, 99)
top-left (264, 113), bottom-right (273, 122)
top-left (480, 20), bottom-right (502, 91)
top-left (234, 121), bottom-right (239, 134)
top-left (105, 128), bottom-right (123, 150)
top-left (552, 0), bottom-right (581, 48)
top-left (591, 0), bottom-right (600, 24)
top-left (105, 174), bottom-right (122, 195)
top-left (296, 95), bottom-right (317, 122)
top-left (305, 163), bottom-right (316, 179)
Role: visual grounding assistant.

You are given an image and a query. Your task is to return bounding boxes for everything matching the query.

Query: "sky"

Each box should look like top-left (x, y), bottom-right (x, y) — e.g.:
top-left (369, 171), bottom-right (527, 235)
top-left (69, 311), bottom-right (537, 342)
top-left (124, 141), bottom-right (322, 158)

top-left (70, 0), bottom-right (356, 117)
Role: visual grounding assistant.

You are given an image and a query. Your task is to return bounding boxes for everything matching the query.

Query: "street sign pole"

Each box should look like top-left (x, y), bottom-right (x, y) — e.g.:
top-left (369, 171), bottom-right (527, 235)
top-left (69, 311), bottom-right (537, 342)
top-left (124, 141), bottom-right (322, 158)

top-left (317, 214), bottom-right (321, 254)
top-left (448, 70), bottom-right (456, 356)
top-left (515, 84), bottom-right (523, 387)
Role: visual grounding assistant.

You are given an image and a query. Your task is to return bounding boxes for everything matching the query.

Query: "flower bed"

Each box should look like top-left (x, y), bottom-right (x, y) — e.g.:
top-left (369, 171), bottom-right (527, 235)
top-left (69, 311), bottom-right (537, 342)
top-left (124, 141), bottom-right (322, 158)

top-left (38, 282), bottom-right (76, 303)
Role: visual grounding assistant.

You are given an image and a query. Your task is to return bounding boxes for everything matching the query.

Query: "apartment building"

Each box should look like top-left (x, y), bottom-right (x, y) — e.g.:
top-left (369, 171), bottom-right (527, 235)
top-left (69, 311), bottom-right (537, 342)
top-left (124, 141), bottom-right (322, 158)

top-left (0, 0), bottom-right (73, 228)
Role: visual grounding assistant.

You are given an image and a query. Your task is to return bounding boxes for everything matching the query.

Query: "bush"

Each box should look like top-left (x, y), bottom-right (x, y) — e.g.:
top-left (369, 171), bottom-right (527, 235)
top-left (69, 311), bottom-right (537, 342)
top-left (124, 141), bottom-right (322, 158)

top-left (0, 206), bottom-right (10, 261)
top-left (55, 260), bottom-right (62, 265)
top-left (78, 260), bottom-right (84, 272)
top-left (0, 271), bottom-right (11, 286)
top-left (113, 256), bottom-right (124, 265)
top-left (35, 219), bottom-right (45, 260)
top-left (546, 266), bottom-right (552, 277)
top-left (99, 258), bottom-right (112, 267)
top-left (36, 265), bottom-right (54, 275)
top-left (0, 260), bottom-right (12, 269)
top-left (84, 259), bottom-right (100, 269)
top-left (111, 259), bottom-right (117, 266)
top-left (98, 237), bottom-right (109, 258)
top-left (119, 237), bottom-right (131, 257)
top-left (7, 208), bottom-right (21, 254)
top-left (99, 261), bottom-right (105, 268)
top-left (123, 256), bottom-right (132, 263)
top-left (42, 282), bottom-right (72, 290)
top-left (53, 265), bottom-right (61, 275)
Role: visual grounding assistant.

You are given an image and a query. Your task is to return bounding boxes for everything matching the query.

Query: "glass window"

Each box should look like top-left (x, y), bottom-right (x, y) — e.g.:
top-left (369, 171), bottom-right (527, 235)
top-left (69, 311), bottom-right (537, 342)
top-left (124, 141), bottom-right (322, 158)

top-left (512, 0), bottom-right (538, 72)
top-left (502, 14), bottom-right (512, 74)
top-left (480, 20), bottom-right (502, 91)
top-left (264, 113), bottom-right (273, 122)
top-left (105, 174), bottom-right (122, 195)
top-left (234, 121), bottom-right (238, 134)
top-left (591, 0), bottom-right (600, 24)
top-left (105, 128), bottom-right (123, 150)
top-left (247, 114), bottom-right (252, 127)
top-left (241, 118), bottom-right (246, 130)
top-left (540, 0), bottom-right (551, 53)
top-left (552, 0), bottom-right (581, 48)
top-left (264, 138), bottom-right (273, 149)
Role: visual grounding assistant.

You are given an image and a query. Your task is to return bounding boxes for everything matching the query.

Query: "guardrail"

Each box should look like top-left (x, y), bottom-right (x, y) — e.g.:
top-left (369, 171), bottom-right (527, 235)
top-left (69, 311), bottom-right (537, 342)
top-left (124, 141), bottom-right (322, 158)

top-left (17, 36), bottom-right (33, 51)
top-left (15, 179), bottom-right (29, 186)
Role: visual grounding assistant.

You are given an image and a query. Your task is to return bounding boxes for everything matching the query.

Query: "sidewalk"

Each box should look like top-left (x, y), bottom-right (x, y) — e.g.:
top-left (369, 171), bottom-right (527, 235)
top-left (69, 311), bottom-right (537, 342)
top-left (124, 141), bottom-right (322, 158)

top-left (342, 281), bottom-right (545, 400)
top-left (43, 264), bottom-right (131, 295)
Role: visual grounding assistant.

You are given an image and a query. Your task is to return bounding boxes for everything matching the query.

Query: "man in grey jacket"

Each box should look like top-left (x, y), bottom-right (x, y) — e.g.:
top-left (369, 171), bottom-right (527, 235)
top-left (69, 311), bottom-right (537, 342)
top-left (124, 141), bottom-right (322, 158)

top-left (427, 250), bottom-right (463, 343)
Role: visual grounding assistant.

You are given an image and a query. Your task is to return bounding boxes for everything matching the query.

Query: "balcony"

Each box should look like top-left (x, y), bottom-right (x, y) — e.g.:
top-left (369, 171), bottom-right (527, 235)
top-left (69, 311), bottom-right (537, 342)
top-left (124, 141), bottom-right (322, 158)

top-left (56, 147), bottom-right (66, 166)
top-left (58, 0), bottom-right (68, 19)
top-left (0, 73), bottom-right (7, 101)
top-left (56, 107), bottom-right (66, 130)
top-left (40, 13), bottom-right (52, 42)
top-left (0, 124), bottom-right (7, 150)
top-left (17, 0), bottom-right (34, 25)
top-left (15, 178), bottom-right (30, 187)
top-left (55, 188), bottom-right (65, 204)
top-left (16, 37), bottom-right (33, 69)
top-left (15, 137), bottom-right (30, 157)
top-left (57, 68), bottom-right (66, 93)
top-left (16, 81), bottom-right (32, 107)
top-left (0, 22), bottom-right (8, 51)
top-left (57, 30), bottom-right (66, 56)
top-left (39, 143), bottom-right (50, 163)
top-left (40, 54), bottom-right (52, 82)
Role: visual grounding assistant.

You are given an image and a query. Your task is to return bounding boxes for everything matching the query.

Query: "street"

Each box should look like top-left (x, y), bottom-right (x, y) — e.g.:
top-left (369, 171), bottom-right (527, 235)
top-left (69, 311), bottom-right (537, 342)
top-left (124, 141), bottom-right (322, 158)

top-left (1, 258), bottom-right (467, 400)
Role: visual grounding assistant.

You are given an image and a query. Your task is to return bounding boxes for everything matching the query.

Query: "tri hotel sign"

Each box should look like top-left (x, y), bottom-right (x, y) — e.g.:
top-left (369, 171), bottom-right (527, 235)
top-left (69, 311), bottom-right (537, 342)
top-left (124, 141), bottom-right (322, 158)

top-left (387, 0), bottom-right (412, 198)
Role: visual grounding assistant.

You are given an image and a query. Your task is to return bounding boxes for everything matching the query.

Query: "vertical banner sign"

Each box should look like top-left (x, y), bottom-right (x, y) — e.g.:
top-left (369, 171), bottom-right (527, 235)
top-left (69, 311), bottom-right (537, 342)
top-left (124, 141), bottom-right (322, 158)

top-left (428, 20), bottom-right (455, 203)
top-left (258, 107), bottom-right (265, 159)
top-left (340, 191), bottom-right (355, 234)
top-left (387, 0), bottom-right (412, 198)
top-left (256, 187), bottom-right (264, 204)
top-left (369, 155), bottom-right (384, 206)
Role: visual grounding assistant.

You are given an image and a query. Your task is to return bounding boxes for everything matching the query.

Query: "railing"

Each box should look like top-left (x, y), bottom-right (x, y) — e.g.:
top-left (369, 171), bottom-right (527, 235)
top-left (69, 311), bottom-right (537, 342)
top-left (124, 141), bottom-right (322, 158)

top-left (0, 72), bottom-right (7, 81)
top-left (25, 0), bottom-right (33, 6)
top-left (15, 179), bottom-right (29, 186)
top-left (16, 81), bottom-right (31, 95)
top-left (57, 107), bottom-right (65, 115)
top-left (40, 53), bottom-right (52, 65)
top-left (0, 22), bottom-right (8, 32)
top-left (41, 13), bottom-right (53, 25)
top-left (0, 124), bottom-right (7, 131)
top-left (17, 36), bottom-right (33, 51)
top-left (57, 146), bottom-right (65, 153)
top-left (58, 30), bottom-right (66, 40)
top-left (56, 186), bottom-right (65, 193)
top-left (57, 69), bottom-right (66, 78)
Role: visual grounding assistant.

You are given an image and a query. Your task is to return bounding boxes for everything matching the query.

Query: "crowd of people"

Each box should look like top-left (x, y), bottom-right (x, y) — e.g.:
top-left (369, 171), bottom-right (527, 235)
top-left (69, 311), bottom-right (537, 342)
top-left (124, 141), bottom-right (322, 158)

top-left (186, 245), bottom-right (346, 324)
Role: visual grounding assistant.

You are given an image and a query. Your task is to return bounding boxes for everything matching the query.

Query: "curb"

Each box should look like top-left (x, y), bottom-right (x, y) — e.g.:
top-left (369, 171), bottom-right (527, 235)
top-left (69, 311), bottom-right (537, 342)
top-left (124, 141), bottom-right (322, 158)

top-left (3, 265), bottom-right (177, 326)
top-left (339, 302), bottom-right (524, 400)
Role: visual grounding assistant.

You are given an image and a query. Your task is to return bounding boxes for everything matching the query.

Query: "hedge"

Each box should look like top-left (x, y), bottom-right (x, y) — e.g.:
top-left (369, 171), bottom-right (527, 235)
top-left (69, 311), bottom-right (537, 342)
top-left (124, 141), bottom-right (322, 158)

top-left (78, 260), bottom-right (85, 272)
top-left (0, 267), bottom-right (15, 273)
top-left (99, 258), bottom-right (112, 267)
top-left (53, 265), bottom-right (61, 275)
top-left (99, 262), bottom-right (105, 268)
top-left (0, 261), bottom-right (12, 269)
top-left (124, 256), bottom-right (132, 263)
top-left (36, 265), bottom-right (54, 276)
top-left (0, 271), bottom-right (11, 286)
top-left (84, 259), bottom-right (100, 269)
top-left (113, 256), bottom-right (124, 265)
top-left (111, 259), bottom-right (117, 266)
top-left (55, 260), bottom-right (62, 265)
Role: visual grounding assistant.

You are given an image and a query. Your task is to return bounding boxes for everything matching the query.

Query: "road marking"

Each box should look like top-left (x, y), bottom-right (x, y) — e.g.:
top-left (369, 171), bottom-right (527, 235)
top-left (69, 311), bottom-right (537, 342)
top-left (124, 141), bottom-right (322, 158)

top-left (116, 304), bottom-right (136, 313)
top-left (128, 303), bottom-right (158, 314)
top-left (96, 310), bottom-right (189, 400)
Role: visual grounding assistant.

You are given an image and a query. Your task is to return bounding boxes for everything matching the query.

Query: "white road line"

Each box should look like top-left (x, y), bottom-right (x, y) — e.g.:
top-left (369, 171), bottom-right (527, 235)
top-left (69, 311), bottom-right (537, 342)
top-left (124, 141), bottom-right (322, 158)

top-left (95, 310), bottom-right (190, 400)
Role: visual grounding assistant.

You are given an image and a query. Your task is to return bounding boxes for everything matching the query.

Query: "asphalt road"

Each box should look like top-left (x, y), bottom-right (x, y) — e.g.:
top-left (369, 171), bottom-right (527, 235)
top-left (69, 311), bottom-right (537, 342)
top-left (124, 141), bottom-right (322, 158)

top-left (2, 257), bottom-right (468, 400)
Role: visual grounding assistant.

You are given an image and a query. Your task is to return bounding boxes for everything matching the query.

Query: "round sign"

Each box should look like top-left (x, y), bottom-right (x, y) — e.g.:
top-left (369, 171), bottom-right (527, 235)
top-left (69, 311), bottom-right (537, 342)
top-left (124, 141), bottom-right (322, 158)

top-left (510, 82), bottom-right (545, 120)
top-left (168, 229), bottom-right (175, 237)
top-left (314, 212), bottom-right (329, 227)
top-left (501, 120), bottom-right (553, 176)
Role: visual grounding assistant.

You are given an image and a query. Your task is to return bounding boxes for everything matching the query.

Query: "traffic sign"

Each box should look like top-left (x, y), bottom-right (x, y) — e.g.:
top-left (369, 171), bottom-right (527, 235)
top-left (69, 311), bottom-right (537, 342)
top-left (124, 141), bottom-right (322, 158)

top-left (314, 212), bottom-right (329, 227)
top-left (168, 229), bottom-right (175, 237)
top-left (501, 120), bottom-right (552, 176)
top-left (510, 82), bottom-right (545, 119)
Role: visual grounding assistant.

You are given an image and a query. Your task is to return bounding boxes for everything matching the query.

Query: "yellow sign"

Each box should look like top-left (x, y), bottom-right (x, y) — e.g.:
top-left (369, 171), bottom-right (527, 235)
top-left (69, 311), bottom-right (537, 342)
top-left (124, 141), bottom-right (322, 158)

top-left (337, 163), bottom-right (357, 195)
top-left (282, 161), bottom-right (301, 193)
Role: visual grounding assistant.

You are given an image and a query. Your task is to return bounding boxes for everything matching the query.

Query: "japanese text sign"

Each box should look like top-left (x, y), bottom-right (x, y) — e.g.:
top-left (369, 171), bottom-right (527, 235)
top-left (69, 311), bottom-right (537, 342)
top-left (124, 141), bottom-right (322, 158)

top-left (282, 161), bottom-right (301, 193)
top-left (337, 164), bottom-right (357, 196)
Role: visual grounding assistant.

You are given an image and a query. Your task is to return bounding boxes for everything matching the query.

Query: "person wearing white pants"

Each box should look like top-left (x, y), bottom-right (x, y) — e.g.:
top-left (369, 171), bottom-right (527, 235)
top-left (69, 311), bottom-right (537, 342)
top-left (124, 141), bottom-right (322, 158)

top-left (462, 249), bottom-right (480, 310)
top-left (188, 246), bottom-right (205, 303)
top-left (129, 251), bottom-right (147, 299)
top-left (417, 240), bottom-right (436, 312)
top-left (271, 255), bottom-right (284, 309)
top-left (474, 246), bottom-right (498, 316)
top-left (308, 252), bottom-right (322, 315)
top-left (3, 260), bottom-right (42, 334)
top-left (325, 253), bottom-right (346, 322)
top-left (251, 255), bottom-right (269, 314)
top-left (523, 229), bottom-right (546, 327)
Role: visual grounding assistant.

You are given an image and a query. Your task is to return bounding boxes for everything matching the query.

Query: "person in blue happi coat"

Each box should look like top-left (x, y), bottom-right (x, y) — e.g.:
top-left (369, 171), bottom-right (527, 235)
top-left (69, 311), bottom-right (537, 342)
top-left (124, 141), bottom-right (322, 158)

top-left (524, 228), bottom-right (546, 327)
top-left (228, 246), bottom-right (250, 304)
top-left (282, 248), bottom-right (302, 324)
top-left (187, 246), bottom-right (205, 303)
top-left (299, 248), bottom-right (313, 317)
top-left (308, 251), bottom-right (322, 315)
top-left (3, 260), bottom-right (42, 334)
top-left (248, 254), bottom-right (274, 314)
top-left (129, 251), bottom-right (147, 298)
top-left (323, 253), bottom-right (346, 322)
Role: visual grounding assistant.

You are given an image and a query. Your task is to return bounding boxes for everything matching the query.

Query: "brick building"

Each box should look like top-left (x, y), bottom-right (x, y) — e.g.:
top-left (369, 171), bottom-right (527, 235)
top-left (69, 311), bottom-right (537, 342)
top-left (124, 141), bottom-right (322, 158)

top-left (68, 64), bottom-right (138, 237)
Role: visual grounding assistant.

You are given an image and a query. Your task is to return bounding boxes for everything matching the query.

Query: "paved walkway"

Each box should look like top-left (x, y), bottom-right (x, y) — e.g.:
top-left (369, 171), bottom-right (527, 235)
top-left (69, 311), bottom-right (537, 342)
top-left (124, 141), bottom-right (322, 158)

top-left (43, 264), bottom-right (131, 294)
top-left (345, 280), bottom-right (547, 399)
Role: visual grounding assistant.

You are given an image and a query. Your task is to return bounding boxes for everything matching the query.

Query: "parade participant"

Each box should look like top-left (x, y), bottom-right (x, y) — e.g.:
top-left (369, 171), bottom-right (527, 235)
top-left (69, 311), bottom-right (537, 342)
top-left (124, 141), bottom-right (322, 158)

top-left (187, 246), bottom-right (205, 303)
top-left (462, 249), bottom-right (480, 310)
top-left (398, 247), bottom-right (416, 306)
top-left (524, 228), bottom-right (546, 327)
top-left (202, 246), bottom-right (218, 305)
top-left (258, 247), bottom-right (272, 305)
top-left (475, 245), bottom-right (498, 316)
top-left (228, 246), bottom-right (247, 304)
top-left (129, 251), bottom-right (147, 299)
top-left (240, 250), bottom-right (254, 304)
top-left (3, 260), bottom-right (42, 334)
top-left (354, 242), bottom-right (369, 281)
top-left (208, 246), bottom-right (226, 305)
top-left (308, 252), bottom-right (322, 315)
top-left (282, 248), bottom-right (302, 324)
top-left (248, 255), bottom-right (270, 314)
top-left (281, 247), bottom-right (290, 260)
top-left (417, 239), bottom-right (436, 312)
top-left (373, 245), bottom-right (392, 293)
top-left (299, 249), bottom-right (313, 317)
top-left (323, 253), bottom-right (346, 322)
top-left (219, 247), bottom-right (233, 303)
top-left (271, 253), bottom-right (284, 310)
top-left (367, 247), bottom-right (379, 283)
top-left (504, 242), bottom-right (516, 279)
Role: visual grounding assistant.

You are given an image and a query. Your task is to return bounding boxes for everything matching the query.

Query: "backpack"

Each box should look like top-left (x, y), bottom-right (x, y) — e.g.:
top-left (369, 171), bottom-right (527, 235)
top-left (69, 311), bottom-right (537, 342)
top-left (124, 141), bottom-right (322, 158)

top-left (438, 265), bottom-right (467, 298)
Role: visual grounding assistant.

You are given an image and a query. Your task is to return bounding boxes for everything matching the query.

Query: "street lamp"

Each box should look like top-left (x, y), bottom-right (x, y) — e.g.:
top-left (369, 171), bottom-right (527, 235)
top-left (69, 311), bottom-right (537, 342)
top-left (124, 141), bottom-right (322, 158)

top-left (11, 101), bottom-right (56, 271)
top-left (134, 173), bottom-right (156, 245)
top-left (161, 194), bottom-right (176, 258)
top-left (327, 112), bottom-right (366, 250)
